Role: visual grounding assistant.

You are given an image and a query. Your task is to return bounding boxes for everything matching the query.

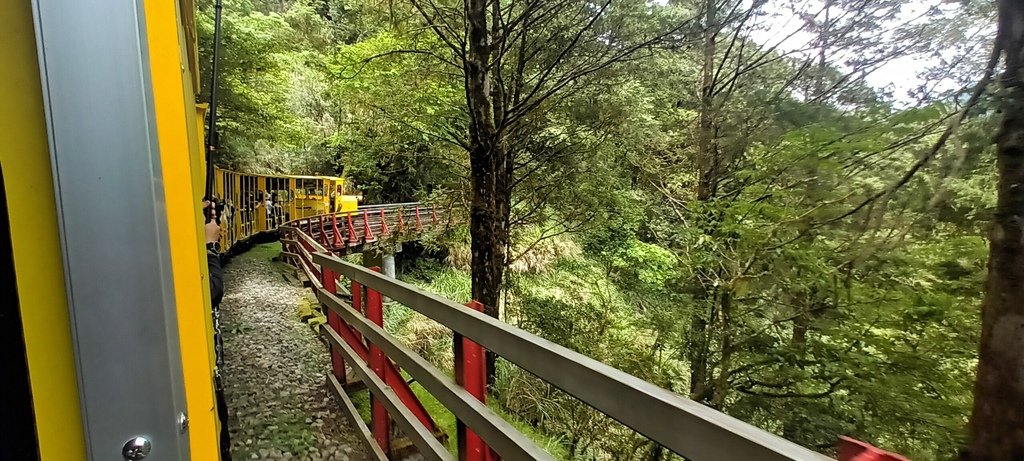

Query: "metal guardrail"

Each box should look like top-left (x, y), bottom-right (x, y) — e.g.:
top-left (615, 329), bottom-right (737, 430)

top-left (286, 203), bottom-right (446, 253)
top-left (312, 254), bottom-right (835, 461)
top-left (279, 201), bottom-right (832, 460)
top-left (318, 287), bottom-right (552, 461)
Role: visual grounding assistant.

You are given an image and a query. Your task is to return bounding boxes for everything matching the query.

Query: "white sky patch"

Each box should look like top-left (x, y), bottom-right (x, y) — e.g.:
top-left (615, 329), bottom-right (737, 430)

top-left (743, 0), bottom-right (986, 102)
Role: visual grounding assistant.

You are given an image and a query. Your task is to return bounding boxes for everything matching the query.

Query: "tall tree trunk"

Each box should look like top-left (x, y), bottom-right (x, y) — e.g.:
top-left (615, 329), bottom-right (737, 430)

top-left (465, 0), bottom-right (507, 386)
top-left (711, 289), bottom-right (733, 409)
top-left (966, 1), bottom-right (1024, 458)
top-left (647, 442), bottom-right (664, 461)
top-left (812, 0), bottom-right (831, 100)
top-left (696, 0), bottom-right (719, 201)
top-left (687, 313), bottom-right (710, 400)
top-left (687, 0), bottom-right (720, 403)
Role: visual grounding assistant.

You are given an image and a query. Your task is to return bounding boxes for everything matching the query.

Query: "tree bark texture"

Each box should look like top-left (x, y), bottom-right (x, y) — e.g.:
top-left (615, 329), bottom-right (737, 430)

top-left (465, 0), bottom-right (509, 386)
top-left (966, 1), bottom-right (1024, 458)
top-left (688, 0), bottom-right (720, 403)
top-left (696, 0), bottom-right (719, 201)
top-left (466, 0), bottom-right (503, 317)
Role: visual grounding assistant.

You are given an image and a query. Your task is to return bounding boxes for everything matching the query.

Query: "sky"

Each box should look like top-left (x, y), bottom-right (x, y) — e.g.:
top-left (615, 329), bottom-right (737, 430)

top-left (745, 0), bottom-right (991, 103)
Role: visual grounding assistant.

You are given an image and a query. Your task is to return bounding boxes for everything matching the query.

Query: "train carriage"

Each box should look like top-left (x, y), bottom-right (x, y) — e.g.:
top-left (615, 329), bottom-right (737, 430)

top-left (0, 1), bottom-right (355, 459)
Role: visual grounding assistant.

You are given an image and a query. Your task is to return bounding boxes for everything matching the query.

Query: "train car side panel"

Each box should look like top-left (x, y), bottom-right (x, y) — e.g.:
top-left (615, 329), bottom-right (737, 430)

top-left (143, 0), bottom-right (220, 457)
top-left (0, 2), bottom-right (86, 459)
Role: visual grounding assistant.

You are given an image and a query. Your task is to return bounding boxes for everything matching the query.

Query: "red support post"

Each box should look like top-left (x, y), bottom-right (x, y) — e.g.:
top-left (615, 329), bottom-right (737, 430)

top-left (363, 209), bottom-right (375, 241)
top-left (455, 300), bottom-right (497, 461)
top-left (331, 213), bottom-right (342, 248)
top-left (397, 210), bottom-right (406, 233)
top-left (366, 267), bottom-right (390, 453)
top-left (322, 267), bottom-right (345, 381)
top-left (431, 205), bottom-right (438, 225)
top-left (838, 437), bottom-right (908, 461)
top-left (351, 281), bottom-right (364, 344)
top-left (415, 206), bottom-right (423, 231)
top-left (379, 209), bottom-right (390, 237)
top-left (346, 212), bottom-right (358, 246)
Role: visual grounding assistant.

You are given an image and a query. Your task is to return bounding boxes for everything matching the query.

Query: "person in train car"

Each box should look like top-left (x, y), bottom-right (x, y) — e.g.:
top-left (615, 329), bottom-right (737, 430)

top-left (224, 199), bottom-right (234, 229)
top-left (203, 200), bottom-right (232, 459)
top-left (204, 200), bottom-right (224, 305)
top-left (265, 191), bottom-right (274, 222)
top-left (269, 192), bottom-right (280, 225)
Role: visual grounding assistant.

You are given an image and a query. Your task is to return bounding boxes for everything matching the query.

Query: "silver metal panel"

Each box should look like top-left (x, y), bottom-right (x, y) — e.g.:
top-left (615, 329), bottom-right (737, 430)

top-left (30, 0), bottom-right (190, 459)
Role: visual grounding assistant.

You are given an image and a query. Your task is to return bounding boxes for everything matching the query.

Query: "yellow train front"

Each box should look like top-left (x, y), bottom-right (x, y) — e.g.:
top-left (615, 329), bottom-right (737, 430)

top-left (0, 1), bottom-right (354, 459)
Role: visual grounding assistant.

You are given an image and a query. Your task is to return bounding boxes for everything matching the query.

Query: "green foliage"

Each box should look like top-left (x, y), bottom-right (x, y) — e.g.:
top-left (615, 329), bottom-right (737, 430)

top-left (202, 0), bottom-right (994, 458)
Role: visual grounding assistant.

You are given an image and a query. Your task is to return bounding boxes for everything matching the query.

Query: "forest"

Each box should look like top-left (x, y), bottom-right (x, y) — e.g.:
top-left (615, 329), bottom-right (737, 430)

top-left (197, 0), bottom-right (1021, 459)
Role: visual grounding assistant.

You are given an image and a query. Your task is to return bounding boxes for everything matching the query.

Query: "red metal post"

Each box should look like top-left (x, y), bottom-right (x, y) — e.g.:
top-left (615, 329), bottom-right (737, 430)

top-left (322, 267), bottom-right (345, 381)
top-left (455, 300), bottom-right (496, 461)
top-left (397, 211), bottom-right (406, 233)
top-left (363, 209), bottom-right (375, 241)
top-left (331, 213), bottom-right (342, 248)
top-left (431, 205), bottom-right (438, 225)
top-left (838, 437), bottom-right (909, 461)
top-left (366, 267), bottom-right (390, 453)
top-left (379, 209), bottom-right (390, 237)
top-left (346, 212), bottom-right (358, 245)
top-left (325, 271), bottom-right (440, 434)
top-left (351, 281), bottom-right (364, 344)
top-left (415, 206), bottom-right (423, 231)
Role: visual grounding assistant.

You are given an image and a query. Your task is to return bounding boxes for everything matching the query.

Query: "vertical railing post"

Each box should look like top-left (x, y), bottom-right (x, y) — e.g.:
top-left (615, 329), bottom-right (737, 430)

top-left (346, 212), bottom-right (358, 246)
top-left (317, 215), bottom-right (327, 245)
top-left (331, 213), bottom-right (342, 248)
top-left (415, 206), bottom-right (423, 231)
top-left (322, 266), bottom-right (345, 381)
top-left (365, 267), bottom-right (390, 453)
top-left (431, 205), bottom-right (438, 225)
top-left (456, 300), bottom-right (495, 461)
top-left (379, 209), bottom-right (390, 237)
top-left (363, 209), bottom-right (375, 241)
top-left (351, 280), bottom-right (364, 344)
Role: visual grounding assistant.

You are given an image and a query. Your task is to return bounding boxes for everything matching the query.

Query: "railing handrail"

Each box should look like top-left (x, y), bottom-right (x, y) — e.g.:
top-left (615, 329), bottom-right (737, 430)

top-left (356, 202), bottom-right (423, 210)
top-left (312, 252), bottom-right (834, 461)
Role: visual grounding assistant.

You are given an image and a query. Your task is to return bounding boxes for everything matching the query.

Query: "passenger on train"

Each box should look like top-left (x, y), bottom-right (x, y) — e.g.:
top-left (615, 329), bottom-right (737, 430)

top-left (265, 191), bottom-right (274, 224)
top-left (204, 200), bottom-right (224, 305)
top-left (203, 200), bottom-right (232, 460)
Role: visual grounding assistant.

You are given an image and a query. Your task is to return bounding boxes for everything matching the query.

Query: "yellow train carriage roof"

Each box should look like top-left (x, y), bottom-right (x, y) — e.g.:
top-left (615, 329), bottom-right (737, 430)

top-left (214, 167), bottom-right (342, 182)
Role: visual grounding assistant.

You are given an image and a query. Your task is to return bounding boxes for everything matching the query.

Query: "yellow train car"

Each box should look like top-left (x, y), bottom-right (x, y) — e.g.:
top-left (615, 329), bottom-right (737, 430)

top-left (211, 169), bottom-right (360, 250)
top-left (1, 0), bottom-right (217, 458)
top-left (0, 1), bottom-right (358, 459)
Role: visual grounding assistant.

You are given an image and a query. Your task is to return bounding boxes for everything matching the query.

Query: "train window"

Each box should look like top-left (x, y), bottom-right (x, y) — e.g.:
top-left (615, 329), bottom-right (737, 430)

top-left (0, 165), bottom-right (41, 460)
